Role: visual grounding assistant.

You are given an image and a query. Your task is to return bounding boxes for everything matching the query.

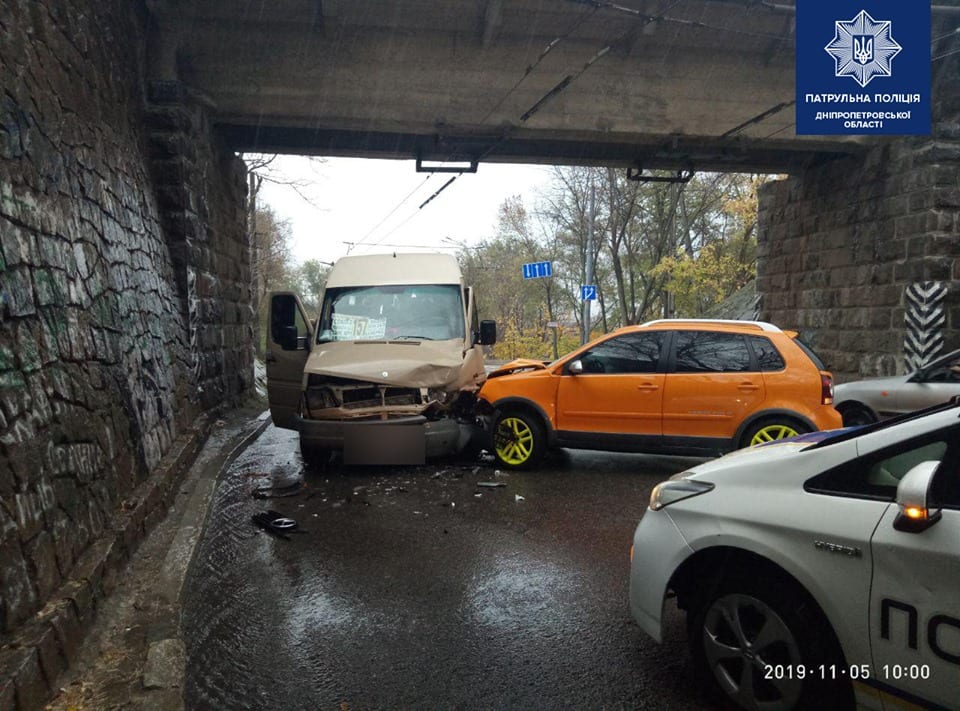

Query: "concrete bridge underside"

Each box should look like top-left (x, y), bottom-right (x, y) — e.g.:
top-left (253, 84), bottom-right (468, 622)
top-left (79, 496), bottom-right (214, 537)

top-left (0, 2), bottom-right (958, 709)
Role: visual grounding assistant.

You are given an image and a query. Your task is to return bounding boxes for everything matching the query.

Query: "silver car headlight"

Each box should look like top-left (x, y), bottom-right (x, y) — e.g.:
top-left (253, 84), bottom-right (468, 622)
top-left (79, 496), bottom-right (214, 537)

top-left (649, 476), bottom-right (714, 511)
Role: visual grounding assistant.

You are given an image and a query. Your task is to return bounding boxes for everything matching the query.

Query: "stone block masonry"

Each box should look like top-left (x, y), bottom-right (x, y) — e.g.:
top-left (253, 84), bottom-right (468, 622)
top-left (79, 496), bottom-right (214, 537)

top-left (0, 0), bottom-right (253, 706)
top-left (758, 76), bottom-right (960, 383)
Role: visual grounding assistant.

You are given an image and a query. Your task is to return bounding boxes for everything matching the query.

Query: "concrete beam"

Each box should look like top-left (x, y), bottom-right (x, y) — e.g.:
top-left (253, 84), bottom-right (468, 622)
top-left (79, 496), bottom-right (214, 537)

top-left (216, 121), bottom-right (862, 173)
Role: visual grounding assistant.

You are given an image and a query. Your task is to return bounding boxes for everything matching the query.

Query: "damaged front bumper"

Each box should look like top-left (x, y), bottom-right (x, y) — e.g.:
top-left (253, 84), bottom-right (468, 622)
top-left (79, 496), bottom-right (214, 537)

top-left (295, 414), bottom-right (479, 465)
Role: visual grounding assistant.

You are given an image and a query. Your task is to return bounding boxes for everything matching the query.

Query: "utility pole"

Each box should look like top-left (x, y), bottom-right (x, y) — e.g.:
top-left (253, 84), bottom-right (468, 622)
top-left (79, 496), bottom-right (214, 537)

top-left (581, 173), bottom-right (595, 345)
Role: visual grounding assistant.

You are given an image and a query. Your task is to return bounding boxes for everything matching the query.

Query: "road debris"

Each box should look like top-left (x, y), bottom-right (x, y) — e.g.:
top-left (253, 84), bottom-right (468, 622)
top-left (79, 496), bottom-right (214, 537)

top-left (515, 494), bottom-right (525, 502)
top-left (251, 480), bottom-right (306, 499)
top-left (251, 510), bottom-right (305, 540)
top-left (477, 481), bottom-right (506, 488)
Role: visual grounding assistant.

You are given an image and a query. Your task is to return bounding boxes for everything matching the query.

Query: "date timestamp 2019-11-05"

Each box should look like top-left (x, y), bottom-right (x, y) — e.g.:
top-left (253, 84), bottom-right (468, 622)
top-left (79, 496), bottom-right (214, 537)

top-left (763, 663), bottom-right (932, 681)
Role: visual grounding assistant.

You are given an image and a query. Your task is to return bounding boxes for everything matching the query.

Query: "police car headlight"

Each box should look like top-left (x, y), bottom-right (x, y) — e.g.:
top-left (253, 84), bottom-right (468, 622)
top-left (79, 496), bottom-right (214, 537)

top-left (649, 477), bottom-right (714, 511)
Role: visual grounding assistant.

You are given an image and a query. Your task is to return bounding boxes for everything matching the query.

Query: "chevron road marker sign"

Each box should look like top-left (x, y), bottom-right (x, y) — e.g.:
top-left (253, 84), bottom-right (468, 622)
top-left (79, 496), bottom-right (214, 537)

top-left (904, 281), bottom-right (947, 370)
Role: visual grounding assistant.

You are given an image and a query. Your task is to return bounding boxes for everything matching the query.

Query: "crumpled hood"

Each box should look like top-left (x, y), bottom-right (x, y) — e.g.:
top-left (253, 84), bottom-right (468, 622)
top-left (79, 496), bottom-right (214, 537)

top-left (304, 341), bottom-right (483, 389)
top-left (487, 358), bottom-right (550, 378)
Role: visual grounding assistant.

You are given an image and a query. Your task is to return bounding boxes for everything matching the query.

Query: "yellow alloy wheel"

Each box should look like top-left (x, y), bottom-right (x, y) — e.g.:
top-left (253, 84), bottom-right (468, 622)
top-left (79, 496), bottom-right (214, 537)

top-left (495, 416), bottom-right (535, 466)
top-left (750, 423), bottom-right (800, 446)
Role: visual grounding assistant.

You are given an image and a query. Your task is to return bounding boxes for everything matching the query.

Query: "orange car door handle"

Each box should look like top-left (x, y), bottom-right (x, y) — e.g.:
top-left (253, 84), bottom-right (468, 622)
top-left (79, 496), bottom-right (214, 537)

top-left (738, 382), bottom-right (759, 391)
top-left (637, 383), bottom-right (659, 392)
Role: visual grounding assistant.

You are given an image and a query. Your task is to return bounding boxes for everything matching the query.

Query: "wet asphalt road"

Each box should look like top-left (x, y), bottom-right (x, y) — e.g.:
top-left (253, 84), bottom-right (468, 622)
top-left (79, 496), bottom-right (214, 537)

top-left (181, 425), bottom-right (715, 710)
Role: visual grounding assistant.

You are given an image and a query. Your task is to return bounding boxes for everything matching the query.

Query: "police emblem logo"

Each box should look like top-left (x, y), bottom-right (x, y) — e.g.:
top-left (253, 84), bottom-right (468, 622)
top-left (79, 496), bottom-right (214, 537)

top-left (825, 10), bottom-right (902, 87)
top-left (853, 35), bottom-right (873, 65)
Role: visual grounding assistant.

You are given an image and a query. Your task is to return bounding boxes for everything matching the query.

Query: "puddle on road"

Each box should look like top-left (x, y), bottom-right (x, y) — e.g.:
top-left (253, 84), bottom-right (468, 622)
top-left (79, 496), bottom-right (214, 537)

top-left (468, 553), bottom-right (580, 630)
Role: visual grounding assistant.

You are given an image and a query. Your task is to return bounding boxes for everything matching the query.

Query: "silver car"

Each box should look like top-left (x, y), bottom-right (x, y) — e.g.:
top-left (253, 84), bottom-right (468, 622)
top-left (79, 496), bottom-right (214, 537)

top-left (834, 348), bottom-right (960, 426)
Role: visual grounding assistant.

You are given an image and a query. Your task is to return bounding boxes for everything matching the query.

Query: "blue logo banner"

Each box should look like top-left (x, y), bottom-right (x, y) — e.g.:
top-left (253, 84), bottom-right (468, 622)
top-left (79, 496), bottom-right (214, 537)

top-left (796, 1), bottom-right (930, 135)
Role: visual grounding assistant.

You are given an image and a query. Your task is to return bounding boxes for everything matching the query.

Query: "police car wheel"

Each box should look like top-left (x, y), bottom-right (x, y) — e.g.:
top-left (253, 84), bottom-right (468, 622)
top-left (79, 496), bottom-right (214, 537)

top-left (688, 573), bottom-right (853, 711)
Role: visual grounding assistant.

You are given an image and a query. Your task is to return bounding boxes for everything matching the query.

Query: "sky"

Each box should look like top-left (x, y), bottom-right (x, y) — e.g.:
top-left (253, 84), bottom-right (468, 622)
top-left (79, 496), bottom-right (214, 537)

top-left (255, 156), bottom-right (555, 266)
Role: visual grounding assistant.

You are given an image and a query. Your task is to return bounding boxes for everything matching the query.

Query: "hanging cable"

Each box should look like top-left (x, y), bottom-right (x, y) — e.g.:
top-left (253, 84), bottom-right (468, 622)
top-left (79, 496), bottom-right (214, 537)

top-left (572, 0), bottom-right (793, 41)
top-left (418, 175), bottom-right (462, 210)
top-left (480, 4), bottom-right (600, 124)
top-left (346, 174), bottom-right (434, 251)
top-left (722, 101), bottom-right (795, 138)
top-left (932, 26), bottom-right (960, 44)
top-left (933, 46), bottom-right (960, 61)
top-left (517, 0), bottom-right (682, 125)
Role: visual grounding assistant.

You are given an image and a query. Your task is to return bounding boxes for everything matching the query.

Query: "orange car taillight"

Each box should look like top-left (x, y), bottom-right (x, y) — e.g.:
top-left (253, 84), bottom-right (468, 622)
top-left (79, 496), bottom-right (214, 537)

top-left (821, 374), bottom-right (834, 405)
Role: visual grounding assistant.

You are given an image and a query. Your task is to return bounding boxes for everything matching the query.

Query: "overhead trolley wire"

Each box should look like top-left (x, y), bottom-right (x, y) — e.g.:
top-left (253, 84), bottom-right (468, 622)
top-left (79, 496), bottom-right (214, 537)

top-left (573, 0), bottom-right (794, 42)
top-left (375, 2), bottom-right (608, 232)
top-left (409, 0), bottom-right (686, 220)
top-left (418, 176), bottom-right (461, 210)
top-left (722, 101), bottom-right (795, 139)
top-left (355, 7), bottom-right (602, 248)
top-left (932, 26), bottom-right (960, 44)
top-left (346, 174), bottom-right (435, 252)
top-left (933, 46), bottom-right (960, 61)
top-left (517, 0), bottom-right (684, 125)
top-left (479, 4), bottom-right (601, 124)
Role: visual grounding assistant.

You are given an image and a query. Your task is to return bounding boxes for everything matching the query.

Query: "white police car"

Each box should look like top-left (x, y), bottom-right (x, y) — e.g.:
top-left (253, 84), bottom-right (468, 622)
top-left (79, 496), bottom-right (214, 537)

top-left (629, 398), bottom-right (960, 710)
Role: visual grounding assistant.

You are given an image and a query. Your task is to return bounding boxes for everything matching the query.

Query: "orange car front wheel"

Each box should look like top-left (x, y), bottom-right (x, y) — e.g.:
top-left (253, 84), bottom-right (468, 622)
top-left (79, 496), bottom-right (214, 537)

top-left (493, 410), bottom-right (547, 469)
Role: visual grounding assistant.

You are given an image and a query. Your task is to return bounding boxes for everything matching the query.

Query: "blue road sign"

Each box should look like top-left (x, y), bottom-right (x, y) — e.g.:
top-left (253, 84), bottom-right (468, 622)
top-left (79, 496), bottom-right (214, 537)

top-left (522, 261), bottom-right (553, 279)
top-left (581, 285), bottom-right (597, 301)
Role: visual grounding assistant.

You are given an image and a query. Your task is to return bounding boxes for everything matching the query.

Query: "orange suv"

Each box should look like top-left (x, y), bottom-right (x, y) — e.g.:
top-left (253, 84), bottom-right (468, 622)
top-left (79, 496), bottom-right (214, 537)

top-left (477, 319), bottom-right (841, 468)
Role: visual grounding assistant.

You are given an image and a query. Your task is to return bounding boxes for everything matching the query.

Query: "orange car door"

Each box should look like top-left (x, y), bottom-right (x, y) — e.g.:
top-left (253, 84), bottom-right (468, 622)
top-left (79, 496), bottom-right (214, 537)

top-left (556, 332), bottom-right (665, 435)
top-left (661, 331), bottom-right (765, 440)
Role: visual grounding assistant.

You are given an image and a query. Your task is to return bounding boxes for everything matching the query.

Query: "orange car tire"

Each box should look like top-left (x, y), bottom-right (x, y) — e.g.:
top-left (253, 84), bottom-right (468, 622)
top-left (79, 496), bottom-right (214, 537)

top-left (493, 409), bottom-right (547, 469)
top-left (740, 417), bottom-right (810, 449)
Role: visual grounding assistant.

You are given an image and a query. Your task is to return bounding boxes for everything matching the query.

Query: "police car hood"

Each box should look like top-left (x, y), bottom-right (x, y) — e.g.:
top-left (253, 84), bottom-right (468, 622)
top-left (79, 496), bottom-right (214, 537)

top-left (304, 340), bottom-right (484, 390)
top-left (684, 431), bottom-right (848, 481)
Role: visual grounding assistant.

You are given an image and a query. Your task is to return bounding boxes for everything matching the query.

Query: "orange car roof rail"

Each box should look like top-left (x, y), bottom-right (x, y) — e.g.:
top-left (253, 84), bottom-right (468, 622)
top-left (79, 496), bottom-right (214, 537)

top-left (638, 319), bottom-right (783, 333)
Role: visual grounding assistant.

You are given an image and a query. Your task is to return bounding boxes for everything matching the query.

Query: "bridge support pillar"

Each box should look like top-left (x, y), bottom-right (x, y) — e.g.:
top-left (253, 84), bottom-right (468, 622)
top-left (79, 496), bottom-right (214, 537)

top-left (758, 91), bottom-right (960, 381)
top-left (144, 81), bottom-right (254, 413)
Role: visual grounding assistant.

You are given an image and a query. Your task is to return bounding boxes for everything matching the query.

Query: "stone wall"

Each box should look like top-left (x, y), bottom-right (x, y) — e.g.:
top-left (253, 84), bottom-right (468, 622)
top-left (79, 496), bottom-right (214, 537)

top-left (146, 83), bottom-right (254, 412)
top-left (758, 88), bottom-right (960, 382)
top-left (0, 0), bottom-right (251, 670)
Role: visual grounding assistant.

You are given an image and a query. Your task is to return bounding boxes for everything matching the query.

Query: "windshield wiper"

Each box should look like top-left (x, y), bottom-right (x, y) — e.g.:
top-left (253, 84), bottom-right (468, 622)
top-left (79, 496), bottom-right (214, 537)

top-left (391, 335), bottom-right (434, 341)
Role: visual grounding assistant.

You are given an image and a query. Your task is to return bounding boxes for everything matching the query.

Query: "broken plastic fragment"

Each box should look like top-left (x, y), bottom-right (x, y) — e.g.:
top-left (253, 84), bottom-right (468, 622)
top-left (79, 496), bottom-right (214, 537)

top-left (477, 481), bottom-right (506, 488)
top-left (515, 494), bottom-right (525, 502)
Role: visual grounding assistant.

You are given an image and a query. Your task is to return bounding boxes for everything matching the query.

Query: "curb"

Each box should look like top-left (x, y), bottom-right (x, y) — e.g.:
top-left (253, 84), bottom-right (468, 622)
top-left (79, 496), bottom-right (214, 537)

top-left (0, 414), bottom-right (215, 711)
top-left (141, 412), bottom-right (272, 704)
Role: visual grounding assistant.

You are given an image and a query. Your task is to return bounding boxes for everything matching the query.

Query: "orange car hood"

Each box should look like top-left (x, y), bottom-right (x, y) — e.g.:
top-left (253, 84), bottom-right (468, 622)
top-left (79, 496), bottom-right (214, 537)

top-left (487, 358), bottom-right (551, 378)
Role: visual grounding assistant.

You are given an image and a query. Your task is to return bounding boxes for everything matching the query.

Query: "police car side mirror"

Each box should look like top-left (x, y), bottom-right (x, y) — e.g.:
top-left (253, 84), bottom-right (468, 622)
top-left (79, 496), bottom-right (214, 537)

top-left (893, 461), bottom-right (942, 533)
